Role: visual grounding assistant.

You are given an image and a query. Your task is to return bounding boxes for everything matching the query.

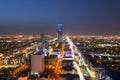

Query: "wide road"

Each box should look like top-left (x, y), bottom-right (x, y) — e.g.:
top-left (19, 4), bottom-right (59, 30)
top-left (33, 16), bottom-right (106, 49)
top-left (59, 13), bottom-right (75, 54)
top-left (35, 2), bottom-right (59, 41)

top-left (66, 36), bottom-right (96, 80)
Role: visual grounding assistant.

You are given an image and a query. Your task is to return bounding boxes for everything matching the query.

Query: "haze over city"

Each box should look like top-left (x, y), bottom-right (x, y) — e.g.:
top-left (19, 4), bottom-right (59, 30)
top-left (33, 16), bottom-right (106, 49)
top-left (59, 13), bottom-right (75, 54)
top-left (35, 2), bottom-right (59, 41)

top-left (1, 0), bottom-right (120, 80)
top-left (0, 0), bottom-right (120, 35)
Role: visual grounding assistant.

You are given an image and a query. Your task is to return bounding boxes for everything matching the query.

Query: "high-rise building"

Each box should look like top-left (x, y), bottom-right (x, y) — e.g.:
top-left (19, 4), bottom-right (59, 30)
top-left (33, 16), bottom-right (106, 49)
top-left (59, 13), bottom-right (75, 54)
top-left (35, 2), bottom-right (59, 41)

top-left (41, 33), bottom-right (45, 43)
top-left (31, 53), bottom-right (44, 74)
top-left (57, 24), bottom-right (63, 44)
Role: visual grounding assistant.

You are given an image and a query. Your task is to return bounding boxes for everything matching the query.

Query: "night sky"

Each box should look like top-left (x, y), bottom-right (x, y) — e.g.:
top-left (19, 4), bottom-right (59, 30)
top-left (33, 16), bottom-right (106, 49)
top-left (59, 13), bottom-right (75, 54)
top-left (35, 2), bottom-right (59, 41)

top-left (0, 0), bottom-right (120, 35)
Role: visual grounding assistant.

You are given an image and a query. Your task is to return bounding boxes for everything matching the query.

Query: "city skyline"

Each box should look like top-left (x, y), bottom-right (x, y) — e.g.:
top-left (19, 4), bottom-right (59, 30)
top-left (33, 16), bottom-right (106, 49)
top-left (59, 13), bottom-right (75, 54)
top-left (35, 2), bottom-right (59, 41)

top-left (0, 0), bottom-right (120, 35)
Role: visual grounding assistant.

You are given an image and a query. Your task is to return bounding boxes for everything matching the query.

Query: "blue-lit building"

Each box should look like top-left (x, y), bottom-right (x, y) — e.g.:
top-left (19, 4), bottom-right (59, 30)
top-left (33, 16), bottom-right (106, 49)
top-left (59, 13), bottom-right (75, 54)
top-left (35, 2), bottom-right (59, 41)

top-left (57, 24), bottom-right (63, 44)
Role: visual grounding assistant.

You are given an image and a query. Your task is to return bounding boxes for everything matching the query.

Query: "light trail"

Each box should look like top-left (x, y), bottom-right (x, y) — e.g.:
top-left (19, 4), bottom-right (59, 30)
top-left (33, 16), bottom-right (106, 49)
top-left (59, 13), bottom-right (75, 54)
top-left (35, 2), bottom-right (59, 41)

top-left (66, 36), bottom-right (96, 79)
top-left (0, 65), bottom-right (19, 69)
top-left (73, 61), bottom-right (85, 80)
top-left (66, 36), bottom-right (85, 80)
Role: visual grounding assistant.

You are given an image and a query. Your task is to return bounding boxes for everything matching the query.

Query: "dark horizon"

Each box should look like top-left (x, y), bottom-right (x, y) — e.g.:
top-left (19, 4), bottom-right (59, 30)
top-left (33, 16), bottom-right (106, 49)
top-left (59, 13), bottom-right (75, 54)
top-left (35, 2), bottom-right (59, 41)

top-left (0, 0), bottom-right (120, 35)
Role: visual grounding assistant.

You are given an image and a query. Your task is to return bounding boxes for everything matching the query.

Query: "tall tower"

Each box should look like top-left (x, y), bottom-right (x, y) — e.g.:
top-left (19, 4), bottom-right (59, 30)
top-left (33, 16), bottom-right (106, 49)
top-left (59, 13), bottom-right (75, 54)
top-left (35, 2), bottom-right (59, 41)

top-left (57, 24), bottom-right (63, 44)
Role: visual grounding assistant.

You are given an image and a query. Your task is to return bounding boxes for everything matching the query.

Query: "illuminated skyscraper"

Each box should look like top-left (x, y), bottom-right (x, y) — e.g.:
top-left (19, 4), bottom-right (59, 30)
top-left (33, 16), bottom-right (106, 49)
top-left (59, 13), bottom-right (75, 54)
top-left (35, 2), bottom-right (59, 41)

top-left (57, 24), bottom-right (63, 44)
